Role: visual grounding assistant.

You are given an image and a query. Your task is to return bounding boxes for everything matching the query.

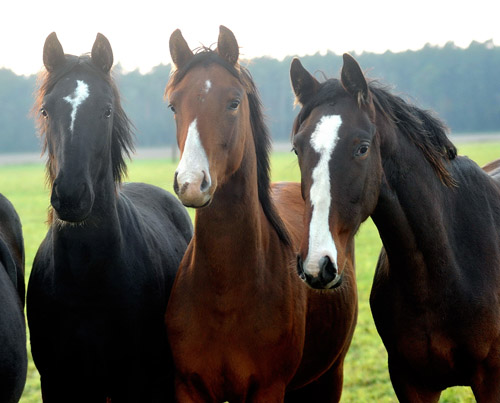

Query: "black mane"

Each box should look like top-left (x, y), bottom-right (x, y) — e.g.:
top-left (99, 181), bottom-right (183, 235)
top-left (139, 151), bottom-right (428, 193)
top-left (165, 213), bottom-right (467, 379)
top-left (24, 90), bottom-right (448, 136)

top-left (33, 54), bottom-right (134, 186)
top-left (293, 78), bottom-right (457, 187)
top-left (166, 50), bottom-right (292, 246)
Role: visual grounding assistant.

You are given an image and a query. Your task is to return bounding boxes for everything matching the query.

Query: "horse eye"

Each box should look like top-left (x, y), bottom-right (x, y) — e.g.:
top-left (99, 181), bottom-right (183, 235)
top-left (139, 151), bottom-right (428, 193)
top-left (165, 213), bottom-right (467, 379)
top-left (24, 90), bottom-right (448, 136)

top-left (355, 143), bottom-right (370, 157)
top-left (168, 104), bottom-right (176, 114)
top-left (292, 147), bottom-right (298, 156)
top-left (40, 108), bottom-right (48, 119)
top-left (104, 108), bottom-right (112, 118)
top-left (228, 100), bottom-right (240, 111)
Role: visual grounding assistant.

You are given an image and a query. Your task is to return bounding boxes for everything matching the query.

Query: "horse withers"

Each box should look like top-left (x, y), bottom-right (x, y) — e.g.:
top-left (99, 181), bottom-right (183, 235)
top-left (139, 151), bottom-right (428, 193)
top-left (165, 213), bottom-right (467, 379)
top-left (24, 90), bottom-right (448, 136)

top-left (27, 33), bottom-right (192, 402)
top-left (290, 54), bottom-right (500, 401)
top-left (164, 26), bottom-right (357, 402)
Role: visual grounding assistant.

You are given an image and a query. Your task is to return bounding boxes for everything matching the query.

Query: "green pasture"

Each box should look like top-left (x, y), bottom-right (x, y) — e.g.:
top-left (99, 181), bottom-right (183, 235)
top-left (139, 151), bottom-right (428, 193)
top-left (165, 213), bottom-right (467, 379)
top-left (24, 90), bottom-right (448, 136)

top-left (4, 140), bottom-right (498, 402)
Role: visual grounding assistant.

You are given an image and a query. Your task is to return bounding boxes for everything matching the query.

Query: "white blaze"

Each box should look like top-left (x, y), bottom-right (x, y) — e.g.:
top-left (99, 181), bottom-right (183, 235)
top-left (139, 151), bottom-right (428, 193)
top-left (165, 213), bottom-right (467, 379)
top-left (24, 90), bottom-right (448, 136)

top-left (63, 80), bottom-right (89, 133)
top-left (305, 114), bottom-right (342, 277)
top-left (176, 118), bottom-right (210, 187)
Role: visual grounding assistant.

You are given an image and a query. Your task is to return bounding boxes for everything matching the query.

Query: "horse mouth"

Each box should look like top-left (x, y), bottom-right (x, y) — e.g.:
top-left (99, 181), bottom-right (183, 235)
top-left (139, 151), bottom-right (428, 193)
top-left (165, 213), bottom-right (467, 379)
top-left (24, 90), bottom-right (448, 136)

top-left (52, 206), bottom-right (92, 223)
top-left (181, 197), bottom-right (212, 209)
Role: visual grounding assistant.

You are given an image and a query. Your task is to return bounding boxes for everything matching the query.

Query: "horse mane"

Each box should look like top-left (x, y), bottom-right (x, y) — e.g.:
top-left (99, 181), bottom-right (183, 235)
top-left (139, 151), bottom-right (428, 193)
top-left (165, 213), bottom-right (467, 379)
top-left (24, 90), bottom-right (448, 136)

top-left (368, 83), bottom-right (457, 187)
top-left (292, 78), bottom-right (457, 187)
top-left (166, 50), bottom-right (292, 246)
top-left (33, 54), bottom-right (135, 186)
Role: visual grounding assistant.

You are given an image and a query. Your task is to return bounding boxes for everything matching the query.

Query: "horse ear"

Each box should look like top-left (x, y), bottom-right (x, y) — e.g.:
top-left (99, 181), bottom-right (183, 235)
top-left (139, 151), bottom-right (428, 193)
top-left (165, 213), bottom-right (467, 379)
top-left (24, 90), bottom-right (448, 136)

top-left (341, 53), bottom-right (370, 106)
top-left (169, 29), bottom-right (194, 69)
top-left (91, 33), bottom-right (114, 73)
top-left (217, 25), bottom-right (239, 65)
top-left (43, 32), bottom-right (65, 72)
top-left (290, 58), bottom-right (320, 105)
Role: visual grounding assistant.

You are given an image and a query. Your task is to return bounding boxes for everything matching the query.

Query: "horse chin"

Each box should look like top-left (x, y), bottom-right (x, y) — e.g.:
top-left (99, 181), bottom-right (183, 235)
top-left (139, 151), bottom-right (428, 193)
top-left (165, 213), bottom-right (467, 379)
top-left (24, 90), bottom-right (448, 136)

top-left (182, 198), bottom-right (212, 209)
top-left (177, 192), bottom-right (213, 208)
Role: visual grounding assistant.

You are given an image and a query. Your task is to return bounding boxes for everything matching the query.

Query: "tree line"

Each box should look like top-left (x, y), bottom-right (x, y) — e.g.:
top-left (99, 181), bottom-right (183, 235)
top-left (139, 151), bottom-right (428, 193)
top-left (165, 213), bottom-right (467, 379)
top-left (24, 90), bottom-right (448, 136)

top-left (1, 40), bottom-right (499, 154)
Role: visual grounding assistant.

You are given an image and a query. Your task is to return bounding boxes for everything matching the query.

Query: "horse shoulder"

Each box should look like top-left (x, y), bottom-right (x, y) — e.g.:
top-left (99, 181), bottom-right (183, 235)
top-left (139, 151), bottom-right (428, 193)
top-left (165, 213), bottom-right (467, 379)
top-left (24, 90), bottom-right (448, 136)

top-left (121, 182), bottom-right (193, 242)
top-left (271, 181), bottom-right (304, 247)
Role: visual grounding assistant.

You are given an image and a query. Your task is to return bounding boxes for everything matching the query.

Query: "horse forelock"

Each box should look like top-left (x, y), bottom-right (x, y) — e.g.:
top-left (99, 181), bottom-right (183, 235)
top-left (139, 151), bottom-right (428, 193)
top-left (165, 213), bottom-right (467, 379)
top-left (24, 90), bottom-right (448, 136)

top-left (166, 50), bottom-right (292, 246)
top-left (33, 54), bottom-right (134, 186)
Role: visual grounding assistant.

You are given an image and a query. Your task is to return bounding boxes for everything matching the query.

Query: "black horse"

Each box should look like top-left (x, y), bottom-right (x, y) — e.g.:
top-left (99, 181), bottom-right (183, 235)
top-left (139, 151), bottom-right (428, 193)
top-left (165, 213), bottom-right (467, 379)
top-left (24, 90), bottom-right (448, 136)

top-left (290, 54), bottom-right (500, 401)
top-left (0, 194), bottom-right (26, 403)
top-left (27, 33), bottom-right (193, 402)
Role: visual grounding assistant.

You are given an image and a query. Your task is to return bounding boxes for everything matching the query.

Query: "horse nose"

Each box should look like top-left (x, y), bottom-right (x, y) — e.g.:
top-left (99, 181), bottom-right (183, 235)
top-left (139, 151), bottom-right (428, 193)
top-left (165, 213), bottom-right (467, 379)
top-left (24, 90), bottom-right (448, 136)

top-left (51, 178), bottom-right (93, 221)
top-left (319, 255), bottom-right (338, 284)
top-left (174, 169), bottom-right (212, 207)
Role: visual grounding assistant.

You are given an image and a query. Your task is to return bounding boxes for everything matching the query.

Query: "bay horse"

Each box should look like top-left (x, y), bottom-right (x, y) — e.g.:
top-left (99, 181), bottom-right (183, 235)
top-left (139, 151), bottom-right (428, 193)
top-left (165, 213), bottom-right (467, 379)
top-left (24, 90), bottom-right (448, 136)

top-left (290, 54), bottom-right (500, 401)
top-left (164, 26), bottom-right (357, 402)
top-left (0, 194), bottom-right (27, 402)
top-left (27, 32), bottom-right (193, 402)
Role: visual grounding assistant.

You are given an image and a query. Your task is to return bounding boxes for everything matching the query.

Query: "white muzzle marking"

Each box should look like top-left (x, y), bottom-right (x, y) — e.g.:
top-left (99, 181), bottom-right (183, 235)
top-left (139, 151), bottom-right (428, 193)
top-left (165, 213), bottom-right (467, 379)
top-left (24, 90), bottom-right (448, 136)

top-left (175, 118), bottom-right (211, 204)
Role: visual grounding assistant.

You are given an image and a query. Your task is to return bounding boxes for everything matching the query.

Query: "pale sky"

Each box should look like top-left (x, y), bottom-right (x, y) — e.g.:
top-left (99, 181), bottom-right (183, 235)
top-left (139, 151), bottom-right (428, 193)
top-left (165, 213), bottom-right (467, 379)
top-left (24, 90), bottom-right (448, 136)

top-left (2, 0), bottom-right (500, 76)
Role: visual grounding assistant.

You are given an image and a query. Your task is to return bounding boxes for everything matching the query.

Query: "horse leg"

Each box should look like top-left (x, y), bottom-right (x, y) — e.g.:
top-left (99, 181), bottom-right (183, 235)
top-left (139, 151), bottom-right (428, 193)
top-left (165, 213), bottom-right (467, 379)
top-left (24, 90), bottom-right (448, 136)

top-left (40, 375), bottom-right (106, 403)
top-left (388, 356), bottom-right (442, 403)
top-left (471, 366), bottom-right (500, 402)
top-left (284, 361), bottom-right (344, 403)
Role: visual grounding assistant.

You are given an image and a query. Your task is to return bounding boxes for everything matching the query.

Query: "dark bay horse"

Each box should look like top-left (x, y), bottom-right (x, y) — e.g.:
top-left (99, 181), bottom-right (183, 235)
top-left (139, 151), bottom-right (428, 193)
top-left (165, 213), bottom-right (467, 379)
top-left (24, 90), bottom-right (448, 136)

top-left (290, 54), bottom-right (500, 401)
top-left (164, 26), bottom-right (357, 402)
top-left (0, 194), bottom-right (26, 402)
top-left (27, 32), bottom-right (193, 402)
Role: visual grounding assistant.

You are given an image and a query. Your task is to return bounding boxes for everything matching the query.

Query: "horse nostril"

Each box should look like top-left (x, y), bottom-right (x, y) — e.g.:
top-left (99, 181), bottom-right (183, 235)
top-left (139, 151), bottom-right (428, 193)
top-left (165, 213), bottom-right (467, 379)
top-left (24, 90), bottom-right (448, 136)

top-left (173, 172), bottom-right (180, 195)
top-left (200, 171), bottom-right (209, 192)
top-left (319, 256), bottom-right (338, 283)
top-left (297, 255), bottom-right (306, 280)
top-left (51, 182), bottom-right (60, 211)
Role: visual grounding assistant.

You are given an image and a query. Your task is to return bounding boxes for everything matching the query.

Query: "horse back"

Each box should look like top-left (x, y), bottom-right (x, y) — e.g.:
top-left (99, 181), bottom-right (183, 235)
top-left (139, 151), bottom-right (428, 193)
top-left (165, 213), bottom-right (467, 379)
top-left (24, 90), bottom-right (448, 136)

top-left (482, 158), bottom-right (500, 185)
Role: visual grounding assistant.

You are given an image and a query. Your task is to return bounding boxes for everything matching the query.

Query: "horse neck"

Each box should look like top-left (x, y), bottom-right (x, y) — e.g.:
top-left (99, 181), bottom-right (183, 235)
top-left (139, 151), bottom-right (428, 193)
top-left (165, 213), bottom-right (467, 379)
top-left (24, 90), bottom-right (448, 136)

top-left (191, 141), bottom-right (280, 285)
top-left (372, 127), bottom-right (458, 287)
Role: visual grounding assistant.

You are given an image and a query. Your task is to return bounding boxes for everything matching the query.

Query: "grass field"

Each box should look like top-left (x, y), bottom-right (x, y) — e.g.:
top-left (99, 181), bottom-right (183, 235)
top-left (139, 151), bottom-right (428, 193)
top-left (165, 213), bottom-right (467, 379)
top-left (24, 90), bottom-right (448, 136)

top-left (4, 140), bottom-right (498, 402)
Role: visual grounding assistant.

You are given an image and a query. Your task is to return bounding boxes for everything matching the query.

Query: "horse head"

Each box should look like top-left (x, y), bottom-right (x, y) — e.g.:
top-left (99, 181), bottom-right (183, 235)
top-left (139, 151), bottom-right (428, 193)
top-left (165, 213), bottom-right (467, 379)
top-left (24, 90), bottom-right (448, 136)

top-left (166, 26), bottom-right (256, 208)
top-left (290, 54), bottom-right (382, 289)
top-left (36, 32), bottom-right (132, 223)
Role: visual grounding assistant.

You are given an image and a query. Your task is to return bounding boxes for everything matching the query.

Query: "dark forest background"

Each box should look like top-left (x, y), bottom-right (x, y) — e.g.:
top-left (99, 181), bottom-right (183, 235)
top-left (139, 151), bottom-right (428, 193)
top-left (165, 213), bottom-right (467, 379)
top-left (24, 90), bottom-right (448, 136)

top-left (1, 40), bottom-right (499, 154)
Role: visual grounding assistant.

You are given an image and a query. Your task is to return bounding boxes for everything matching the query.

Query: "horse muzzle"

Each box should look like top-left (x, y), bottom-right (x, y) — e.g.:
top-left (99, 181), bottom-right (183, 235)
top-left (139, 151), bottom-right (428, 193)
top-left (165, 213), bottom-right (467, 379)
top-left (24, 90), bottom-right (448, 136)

top-left (297, 254), bottom-right (343, 290)
top-left (51, 179), bottom-right (94, 222)
top-left (173, 170), bottom-right (212, 208)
